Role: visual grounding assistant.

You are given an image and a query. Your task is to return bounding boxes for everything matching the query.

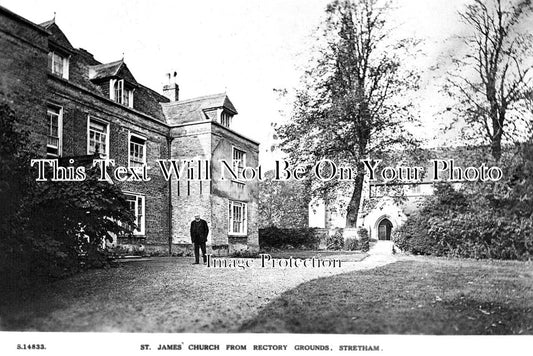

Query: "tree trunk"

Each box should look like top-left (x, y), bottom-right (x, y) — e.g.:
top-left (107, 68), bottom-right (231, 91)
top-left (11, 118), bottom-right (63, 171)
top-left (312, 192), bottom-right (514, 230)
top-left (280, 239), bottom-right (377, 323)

top-left (491, 113), bottom-right (503, 161)
top-left (491, 135), bottom-right (502, 162)
top-left (345, 171), bottom-right (365, 228)
top-left (488, 84), bottom-right (503, 162)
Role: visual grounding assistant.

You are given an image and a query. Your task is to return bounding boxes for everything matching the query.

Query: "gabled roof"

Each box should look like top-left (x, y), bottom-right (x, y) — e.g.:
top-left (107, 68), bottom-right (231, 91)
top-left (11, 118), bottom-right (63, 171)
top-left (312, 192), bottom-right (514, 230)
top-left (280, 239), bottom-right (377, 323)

top-left (39, 19), bottom-right (54, 28)
top-left (161, 93), bottom-right (237, 125)
top-left (39, 19), bottom-right (73, 50)
top-left (89, 59), bottom-right (138, 85)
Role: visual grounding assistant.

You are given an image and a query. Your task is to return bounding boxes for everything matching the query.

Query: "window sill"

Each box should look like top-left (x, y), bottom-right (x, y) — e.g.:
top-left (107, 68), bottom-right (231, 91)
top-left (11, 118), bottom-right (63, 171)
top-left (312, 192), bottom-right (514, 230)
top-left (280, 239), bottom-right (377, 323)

top-left (49, 72), bottom-right (68, 80)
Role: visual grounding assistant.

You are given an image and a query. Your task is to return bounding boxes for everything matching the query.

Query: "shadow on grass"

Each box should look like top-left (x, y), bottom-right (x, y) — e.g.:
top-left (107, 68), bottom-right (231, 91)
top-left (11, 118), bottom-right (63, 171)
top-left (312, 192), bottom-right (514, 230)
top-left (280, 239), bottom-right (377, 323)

top-left (0, 277), bottom-right (77, 330)
top-left (0, 264), bottom-right (126, 330)
top-left (239, 258), bottom-right (533, 334)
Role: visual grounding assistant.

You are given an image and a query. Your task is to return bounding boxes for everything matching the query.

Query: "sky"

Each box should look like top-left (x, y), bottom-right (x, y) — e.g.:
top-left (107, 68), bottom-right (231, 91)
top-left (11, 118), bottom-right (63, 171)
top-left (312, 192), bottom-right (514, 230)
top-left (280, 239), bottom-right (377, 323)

top-left (1, 0), bottom-right (474, 166)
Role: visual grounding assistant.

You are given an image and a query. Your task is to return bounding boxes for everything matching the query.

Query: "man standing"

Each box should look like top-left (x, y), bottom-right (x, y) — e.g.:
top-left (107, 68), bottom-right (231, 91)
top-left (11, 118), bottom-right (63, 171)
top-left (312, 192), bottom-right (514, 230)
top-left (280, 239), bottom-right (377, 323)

top-left (190, 214), bottom-right (209, 264)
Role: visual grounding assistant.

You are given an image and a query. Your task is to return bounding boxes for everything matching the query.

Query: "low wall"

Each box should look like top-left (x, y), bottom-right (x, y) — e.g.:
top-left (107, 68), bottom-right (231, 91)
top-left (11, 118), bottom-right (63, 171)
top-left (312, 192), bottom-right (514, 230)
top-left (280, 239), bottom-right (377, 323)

top-left (110, 240), bottom-right (255, 257)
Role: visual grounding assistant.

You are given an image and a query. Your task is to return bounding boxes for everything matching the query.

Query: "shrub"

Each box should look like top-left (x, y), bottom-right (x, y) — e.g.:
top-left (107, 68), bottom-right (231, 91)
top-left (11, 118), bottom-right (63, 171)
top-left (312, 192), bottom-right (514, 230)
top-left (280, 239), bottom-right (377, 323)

top-left (344, 238), bottom-right (358, 251)
top-left (0, 103), bottom-right (135, 289)
top-left (325, 228), bottom-right (344, 250)
top-left (343, 228), bottom-right (370, 252)
top-left (393, 214), bottom-right (436, 255)
top-left (259, 227), bottom-right (321, 249)
top-left (357, 227), bottom-right (370, 252)
top-left (394, 174), bottom-right (533, 260)
top-left (18, 165), bottom-right (135, 278)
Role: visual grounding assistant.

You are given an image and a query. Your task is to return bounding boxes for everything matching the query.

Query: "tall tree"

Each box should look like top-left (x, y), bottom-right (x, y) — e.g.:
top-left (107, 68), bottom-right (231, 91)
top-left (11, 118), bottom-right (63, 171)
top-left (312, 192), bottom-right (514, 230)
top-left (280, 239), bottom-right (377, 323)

top-left (278, 0), bottom-right (419, 228)
top-left (445, 0), bottom-right (533, 161)
top-left (259, 170), bottom-right (312, 229)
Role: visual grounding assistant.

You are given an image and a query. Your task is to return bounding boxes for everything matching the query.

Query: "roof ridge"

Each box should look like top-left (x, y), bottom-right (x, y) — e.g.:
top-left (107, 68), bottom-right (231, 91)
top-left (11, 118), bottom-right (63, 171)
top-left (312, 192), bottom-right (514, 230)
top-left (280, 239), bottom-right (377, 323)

top-left (162, 92), bottom-right (227, 106)
top-left (136, 83), bottom-right (169, 102)
top-left (39, 18), bottom-right (55, 28)
top-left (90, 59), bottom-right (124, 69)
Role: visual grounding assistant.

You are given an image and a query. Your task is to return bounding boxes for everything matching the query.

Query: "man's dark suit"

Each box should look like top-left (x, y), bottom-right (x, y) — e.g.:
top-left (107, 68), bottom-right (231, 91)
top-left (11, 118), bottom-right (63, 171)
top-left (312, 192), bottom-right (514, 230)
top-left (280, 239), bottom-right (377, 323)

top-left (190, 219), bottom-right (209, 263)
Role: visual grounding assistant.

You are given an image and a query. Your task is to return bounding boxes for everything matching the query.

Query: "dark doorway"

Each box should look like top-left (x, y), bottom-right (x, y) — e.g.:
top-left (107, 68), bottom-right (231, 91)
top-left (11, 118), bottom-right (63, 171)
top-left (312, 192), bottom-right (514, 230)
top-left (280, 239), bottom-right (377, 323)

top-left (378, 218), bottom-right (393, 240)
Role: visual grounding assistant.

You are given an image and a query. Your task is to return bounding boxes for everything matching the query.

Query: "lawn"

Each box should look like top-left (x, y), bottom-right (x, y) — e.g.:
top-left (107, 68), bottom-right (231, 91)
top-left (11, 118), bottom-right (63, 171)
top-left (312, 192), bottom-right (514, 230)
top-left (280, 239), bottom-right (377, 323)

top-left (2, 254), bottom-right (531, 334)
top-left (0, 253), bottom-right (379, 332)
top-left (239, 256), bottom-right (533, 334)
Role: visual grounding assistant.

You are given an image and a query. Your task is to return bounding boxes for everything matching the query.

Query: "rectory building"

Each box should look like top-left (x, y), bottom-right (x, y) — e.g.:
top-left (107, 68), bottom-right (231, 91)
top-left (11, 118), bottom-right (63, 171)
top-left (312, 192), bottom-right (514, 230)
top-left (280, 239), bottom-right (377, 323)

top-left (0, 5), bottom-right (259, 255)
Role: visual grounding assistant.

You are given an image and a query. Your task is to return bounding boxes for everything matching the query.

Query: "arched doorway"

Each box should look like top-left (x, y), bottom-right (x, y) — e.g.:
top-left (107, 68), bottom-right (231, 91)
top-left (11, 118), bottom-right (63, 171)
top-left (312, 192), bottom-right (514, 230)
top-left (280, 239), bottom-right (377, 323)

top-left (378, 218), bottom-right (393, 240)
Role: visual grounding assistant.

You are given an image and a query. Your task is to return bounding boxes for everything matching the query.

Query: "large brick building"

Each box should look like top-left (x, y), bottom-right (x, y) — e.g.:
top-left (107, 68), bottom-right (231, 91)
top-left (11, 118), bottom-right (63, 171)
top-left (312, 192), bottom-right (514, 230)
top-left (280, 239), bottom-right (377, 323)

top-left (0, 5), bottom-right (259, 255)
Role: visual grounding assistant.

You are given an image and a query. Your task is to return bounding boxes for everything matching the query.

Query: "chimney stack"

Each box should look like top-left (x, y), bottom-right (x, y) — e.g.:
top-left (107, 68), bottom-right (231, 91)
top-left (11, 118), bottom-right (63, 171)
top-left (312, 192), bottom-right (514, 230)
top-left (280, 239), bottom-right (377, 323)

top-left (163, 71), bottom-right (179, 102)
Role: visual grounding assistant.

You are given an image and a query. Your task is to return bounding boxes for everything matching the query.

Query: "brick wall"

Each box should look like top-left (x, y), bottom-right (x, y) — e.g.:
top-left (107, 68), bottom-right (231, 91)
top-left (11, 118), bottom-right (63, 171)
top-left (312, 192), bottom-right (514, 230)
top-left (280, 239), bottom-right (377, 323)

top-left (0, 5), bottom-right (261, 255)
top-left (0, 7), bottom-right (48, 155)
top-left (210, 124), bottom-right (260, 251)
top-left (47, 78), bottom-right (171, 247)
top-left (169, 123), bottom-right (212, 244)
top-left (168, 122), bottom-right (260, 253)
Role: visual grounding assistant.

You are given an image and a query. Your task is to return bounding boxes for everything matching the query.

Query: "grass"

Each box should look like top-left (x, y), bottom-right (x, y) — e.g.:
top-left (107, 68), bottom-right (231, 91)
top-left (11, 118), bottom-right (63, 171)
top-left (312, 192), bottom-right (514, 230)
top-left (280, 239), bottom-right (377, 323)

top-left (0, 254), bottom-right (371, 332)
top-left (2, 253), bottom-right (531, 334)
top-left (239, 256), bottom-right (533, 334)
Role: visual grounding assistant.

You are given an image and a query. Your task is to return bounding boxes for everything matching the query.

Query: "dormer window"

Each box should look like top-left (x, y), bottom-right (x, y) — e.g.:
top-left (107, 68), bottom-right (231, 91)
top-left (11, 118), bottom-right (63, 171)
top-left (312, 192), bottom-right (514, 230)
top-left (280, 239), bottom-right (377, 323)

top-left (48, 51), bottom-right (69, 79)
top-left (110, 79), bottom-right (133, 108)
top-left (221, 111), bottom-right (233, 128)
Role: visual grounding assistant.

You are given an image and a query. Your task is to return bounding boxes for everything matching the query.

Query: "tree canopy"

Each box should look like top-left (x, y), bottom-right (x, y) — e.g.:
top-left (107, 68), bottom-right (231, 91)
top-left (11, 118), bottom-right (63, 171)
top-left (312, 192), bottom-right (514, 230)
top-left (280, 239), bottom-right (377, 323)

top-left (444, 0), bottom-right (533, 161)
top-left (278, 0), bottom-right (420, 227)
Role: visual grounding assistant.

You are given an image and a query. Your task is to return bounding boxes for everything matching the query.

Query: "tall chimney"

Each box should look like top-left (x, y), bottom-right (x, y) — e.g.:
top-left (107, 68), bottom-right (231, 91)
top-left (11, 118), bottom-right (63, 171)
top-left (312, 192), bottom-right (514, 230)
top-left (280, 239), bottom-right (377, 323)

top-left (163, 71), bottom-right (179, 101)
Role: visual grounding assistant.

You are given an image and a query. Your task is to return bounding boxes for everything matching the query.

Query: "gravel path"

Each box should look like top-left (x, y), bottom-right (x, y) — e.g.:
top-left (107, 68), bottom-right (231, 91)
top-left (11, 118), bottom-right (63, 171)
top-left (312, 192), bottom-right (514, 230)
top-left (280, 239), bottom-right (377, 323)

top-left (1, 253), bottom-right (395, 332)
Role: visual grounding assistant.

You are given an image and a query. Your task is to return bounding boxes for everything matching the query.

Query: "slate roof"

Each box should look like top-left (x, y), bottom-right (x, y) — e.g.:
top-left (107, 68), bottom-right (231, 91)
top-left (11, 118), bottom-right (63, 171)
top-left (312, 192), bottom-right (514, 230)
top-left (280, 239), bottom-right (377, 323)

top-left (89, 59), bottom-right (138, 85)
top-left (35, 19), bottom-right (247, 127)
top-left (161, 93), bottom-right (238, 125)
top-left (39, 19), bottom-right (73, 50)
top-left (89, 60), bottom-right (123, 79)
top-left (37, 20), bottom-right (167, 121)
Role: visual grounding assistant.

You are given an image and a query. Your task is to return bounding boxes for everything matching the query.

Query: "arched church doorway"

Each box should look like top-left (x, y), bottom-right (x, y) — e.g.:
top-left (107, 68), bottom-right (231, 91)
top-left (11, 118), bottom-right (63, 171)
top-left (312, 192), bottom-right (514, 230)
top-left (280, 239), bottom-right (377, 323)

top-left (378, 218), bottom-right (393, 240)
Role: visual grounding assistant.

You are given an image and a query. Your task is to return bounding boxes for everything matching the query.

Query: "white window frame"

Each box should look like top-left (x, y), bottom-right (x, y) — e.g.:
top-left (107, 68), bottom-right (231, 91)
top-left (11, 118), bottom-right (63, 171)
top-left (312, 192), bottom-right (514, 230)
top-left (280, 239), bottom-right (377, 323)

top-left (228, 200), bottom-right (247, 236)
top-left (124, 192), bottom-right (145, 236)
top-left (48, 51), bottom-right (69, 80)
top-left (87, 116), bottom-right (110, 157)
top-left (128, 132), bottom-right (147, 169)
top-left (232, 146), bottom-right (246, 180)
top-left (220, 111), bottom-right (232, 128)
top-left (127, 89), bottom-right (134, 108)
top-left (109, 79), bottom-right (116, 101)
top-left (110, 79), bottom-right (123, 104)
top-left (46, 104), bottom-right (63, 157)
top-left (110, 79), bottom-right (134, 108)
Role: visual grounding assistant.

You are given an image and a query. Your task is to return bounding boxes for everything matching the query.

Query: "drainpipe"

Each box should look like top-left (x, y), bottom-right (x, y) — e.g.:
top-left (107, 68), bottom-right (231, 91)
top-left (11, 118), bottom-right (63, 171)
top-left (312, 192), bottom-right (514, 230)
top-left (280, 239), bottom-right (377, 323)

top-left (167, 136), bottom-right (173, 256)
